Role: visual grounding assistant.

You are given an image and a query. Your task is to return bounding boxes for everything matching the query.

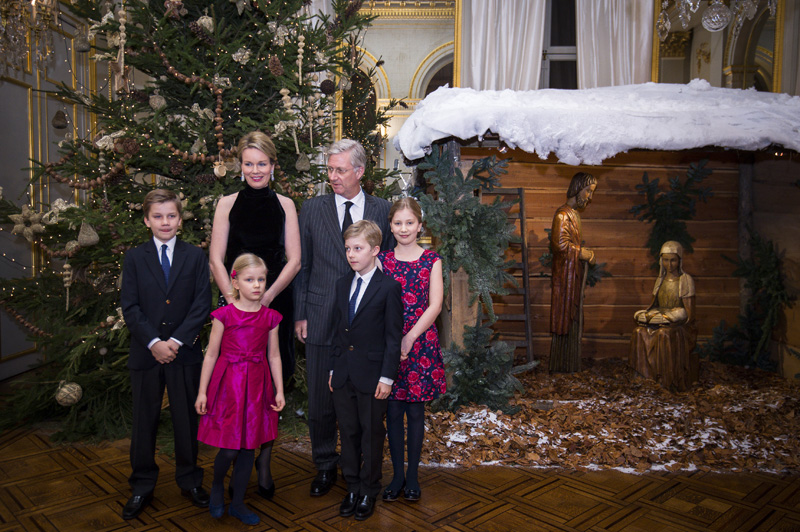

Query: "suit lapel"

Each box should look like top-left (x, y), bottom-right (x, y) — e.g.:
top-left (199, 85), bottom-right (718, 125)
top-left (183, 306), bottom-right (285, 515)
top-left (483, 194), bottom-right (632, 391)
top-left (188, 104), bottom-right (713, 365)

top-left (353, 270), bottom-right (382, 322)
top-left (167, 240), bottom-right (188, 293)
top-left (321, 195), bottom-right (346, 262)
top-left (144, 241), bottom-right (168, 292)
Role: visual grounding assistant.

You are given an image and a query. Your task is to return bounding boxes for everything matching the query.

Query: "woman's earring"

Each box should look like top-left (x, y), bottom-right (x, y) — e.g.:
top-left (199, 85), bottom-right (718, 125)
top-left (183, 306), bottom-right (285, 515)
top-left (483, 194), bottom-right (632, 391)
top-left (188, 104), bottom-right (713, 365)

top-left (241, 173), bottom-right (245, 182)
top-left (270, 170), bottom-right (274, 181)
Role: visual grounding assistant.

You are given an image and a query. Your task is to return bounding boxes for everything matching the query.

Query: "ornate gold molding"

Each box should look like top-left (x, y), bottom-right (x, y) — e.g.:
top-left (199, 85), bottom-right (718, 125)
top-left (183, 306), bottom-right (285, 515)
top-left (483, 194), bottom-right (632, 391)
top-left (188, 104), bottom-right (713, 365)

top-left (361, 1), bottom-right (455, 19)
top-left (660, 31), bottom-right (692, 58)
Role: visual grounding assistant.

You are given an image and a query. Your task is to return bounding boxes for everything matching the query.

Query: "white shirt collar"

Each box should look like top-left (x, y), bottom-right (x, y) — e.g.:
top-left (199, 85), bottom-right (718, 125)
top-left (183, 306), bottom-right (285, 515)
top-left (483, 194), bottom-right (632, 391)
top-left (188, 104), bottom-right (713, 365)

top-left (335, 188), bottom-right (365, 210)
top-left (355, 263), bottom-right (378, 284)
top-left (153, 235), bottom-right (177, 253)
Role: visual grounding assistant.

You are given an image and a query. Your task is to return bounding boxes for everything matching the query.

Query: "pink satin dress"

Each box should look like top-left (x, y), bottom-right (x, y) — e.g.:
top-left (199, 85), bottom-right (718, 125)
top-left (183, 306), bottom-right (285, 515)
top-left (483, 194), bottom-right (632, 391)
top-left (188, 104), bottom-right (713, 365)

top-left (198, 304), bottom-right (282, 449)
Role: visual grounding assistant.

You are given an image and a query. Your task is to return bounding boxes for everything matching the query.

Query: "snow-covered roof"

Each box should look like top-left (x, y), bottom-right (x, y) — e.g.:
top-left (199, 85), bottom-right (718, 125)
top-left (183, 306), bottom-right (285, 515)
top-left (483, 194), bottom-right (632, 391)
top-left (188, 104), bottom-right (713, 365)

top-left (393, 80), bottom-right (800, 166)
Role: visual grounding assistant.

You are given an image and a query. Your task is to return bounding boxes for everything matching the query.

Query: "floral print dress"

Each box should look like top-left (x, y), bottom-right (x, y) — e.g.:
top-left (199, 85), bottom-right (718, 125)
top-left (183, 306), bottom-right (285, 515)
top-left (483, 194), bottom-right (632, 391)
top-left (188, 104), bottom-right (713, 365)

top-left (378, 249), bottom-right (447, 402)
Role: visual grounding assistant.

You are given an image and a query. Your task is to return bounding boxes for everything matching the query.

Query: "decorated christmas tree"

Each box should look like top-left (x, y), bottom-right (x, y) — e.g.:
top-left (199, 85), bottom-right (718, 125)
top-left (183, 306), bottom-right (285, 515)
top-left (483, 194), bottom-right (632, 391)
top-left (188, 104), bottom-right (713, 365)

top-left (0, 0), bottom-right (395, 440)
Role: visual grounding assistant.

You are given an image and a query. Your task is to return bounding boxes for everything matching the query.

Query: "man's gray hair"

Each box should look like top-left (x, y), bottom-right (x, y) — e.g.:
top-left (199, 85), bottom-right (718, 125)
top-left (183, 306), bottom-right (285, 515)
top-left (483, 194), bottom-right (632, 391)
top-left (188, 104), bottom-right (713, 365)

top-left (328, 139), bottom-right (367, 170)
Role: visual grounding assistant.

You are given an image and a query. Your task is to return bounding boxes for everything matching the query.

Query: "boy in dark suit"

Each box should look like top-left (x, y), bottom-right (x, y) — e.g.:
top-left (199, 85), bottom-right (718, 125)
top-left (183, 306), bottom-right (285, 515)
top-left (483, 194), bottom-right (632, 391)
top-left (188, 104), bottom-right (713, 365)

top-left (328, 220), bottom-right (403, 521)
top-left (120, 189), bottom-right (211, 520)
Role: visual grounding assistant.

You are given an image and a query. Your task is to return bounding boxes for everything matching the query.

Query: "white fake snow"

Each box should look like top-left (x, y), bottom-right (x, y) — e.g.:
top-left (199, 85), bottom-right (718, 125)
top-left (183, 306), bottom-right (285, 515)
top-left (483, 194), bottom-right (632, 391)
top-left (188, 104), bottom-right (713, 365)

top-left (394, 80), bottom-right (800, 165)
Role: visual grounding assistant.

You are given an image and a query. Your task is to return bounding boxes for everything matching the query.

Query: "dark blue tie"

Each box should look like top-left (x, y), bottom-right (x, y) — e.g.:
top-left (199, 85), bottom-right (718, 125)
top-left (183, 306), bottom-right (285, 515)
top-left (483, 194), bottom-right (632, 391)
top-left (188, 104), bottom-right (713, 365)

top-left (160, 244), bottom-right (170, 283)
top-left (348, 277), bottom-right (362, 325)
top-left (342, 201), bottom-right (354, 236)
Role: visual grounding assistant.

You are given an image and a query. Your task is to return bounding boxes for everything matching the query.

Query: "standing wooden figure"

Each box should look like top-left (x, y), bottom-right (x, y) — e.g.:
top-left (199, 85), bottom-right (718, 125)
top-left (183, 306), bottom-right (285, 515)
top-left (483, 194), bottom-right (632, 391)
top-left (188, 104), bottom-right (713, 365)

top-left (629, 240), bottom-right (698, 391)
top-left (549, 172), bottom-right (597, 373)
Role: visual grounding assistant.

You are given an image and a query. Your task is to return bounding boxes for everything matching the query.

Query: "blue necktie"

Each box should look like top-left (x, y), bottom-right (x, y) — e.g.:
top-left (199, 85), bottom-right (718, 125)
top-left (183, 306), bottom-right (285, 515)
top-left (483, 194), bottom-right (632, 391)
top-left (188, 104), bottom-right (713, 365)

top-left (160, 244), bottom-right (170, 283)
top-left (348, 277), bottom-right (362, 325)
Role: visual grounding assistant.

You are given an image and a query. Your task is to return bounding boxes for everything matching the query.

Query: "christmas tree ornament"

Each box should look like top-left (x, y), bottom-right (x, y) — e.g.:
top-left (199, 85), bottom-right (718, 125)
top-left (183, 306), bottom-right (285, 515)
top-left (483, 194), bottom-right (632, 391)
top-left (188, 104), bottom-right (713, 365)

top-left (99, 347), bottom-right (108, 356)
top-left (213, 161), bottom-right (227, 177)
top-left (268, 54), bottom-right (284, 76)
top-left (78, 222), bottom-right (100, 247)
top-left (149, 90), bottom-right (166, 111)
top-left (65, 240), bottom-right (80, 254)
top-left (9, 205), bottom-right (46, 242)
top-left (295, 153), bottom-right (311, 172)
top-left (197, 14), bottom-right (214, 33)
top-left (320, 79), bottom-right (336, 95)
top-left (232, 47), bottom-right (251, 64)
top-left (62, 263), bottom-right (72, 310)
top-left (74, 31), bottom-right (91, 53)
top-left (55, 381), bottom-right (83, 406)
top-left (52, 110), bottom-right (69, 129)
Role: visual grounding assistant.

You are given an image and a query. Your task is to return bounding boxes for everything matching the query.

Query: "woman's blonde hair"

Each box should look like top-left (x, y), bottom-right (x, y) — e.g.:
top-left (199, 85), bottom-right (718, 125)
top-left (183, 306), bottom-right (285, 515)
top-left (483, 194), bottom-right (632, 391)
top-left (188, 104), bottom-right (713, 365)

top-left (230, 253), bottom-right (268, 299)
top-left (237, 131), bottom-right (277, 163)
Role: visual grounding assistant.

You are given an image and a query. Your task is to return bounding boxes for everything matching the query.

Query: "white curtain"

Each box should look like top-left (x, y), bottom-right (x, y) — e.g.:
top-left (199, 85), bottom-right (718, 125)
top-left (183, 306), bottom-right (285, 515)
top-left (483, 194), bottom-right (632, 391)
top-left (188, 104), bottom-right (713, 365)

top-left (576, 0), bottom-right (653, 89)
top-left (460, 0), bottom-right (546, 90)
top-left (783, 0), bottom-right (800, 95)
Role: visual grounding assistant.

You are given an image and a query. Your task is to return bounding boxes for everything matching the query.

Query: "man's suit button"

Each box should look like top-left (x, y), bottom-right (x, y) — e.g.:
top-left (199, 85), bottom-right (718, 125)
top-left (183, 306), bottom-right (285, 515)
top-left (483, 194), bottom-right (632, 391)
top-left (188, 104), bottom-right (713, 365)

top-left (348, 346), bottom-right (354, 351)
top-left (166, 299), bottom-right (170, 304)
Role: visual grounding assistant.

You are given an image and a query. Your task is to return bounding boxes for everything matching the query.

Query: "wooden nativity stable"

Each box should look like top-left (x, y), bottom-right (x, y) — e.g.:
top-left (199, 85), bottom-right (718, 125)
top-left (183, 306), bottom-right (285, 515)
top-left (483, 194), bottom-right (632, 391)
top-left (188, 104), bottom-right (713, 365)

top-left (394, 84), bottom-right (800, 378)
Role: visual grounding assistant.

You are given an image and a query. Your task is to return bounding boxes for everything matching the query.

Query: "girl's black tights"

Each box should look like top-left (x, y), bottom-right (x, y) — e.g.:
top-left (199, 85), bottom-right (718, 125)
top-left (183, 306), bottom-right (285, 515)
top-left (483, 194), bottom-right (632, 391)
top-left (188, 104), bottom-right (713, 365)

top-left (256, 441), bottom-right (274, 489)
top-left (211, 447), bottom-right (255, 512)
top-left (386, 400), bottom-right (426, 491)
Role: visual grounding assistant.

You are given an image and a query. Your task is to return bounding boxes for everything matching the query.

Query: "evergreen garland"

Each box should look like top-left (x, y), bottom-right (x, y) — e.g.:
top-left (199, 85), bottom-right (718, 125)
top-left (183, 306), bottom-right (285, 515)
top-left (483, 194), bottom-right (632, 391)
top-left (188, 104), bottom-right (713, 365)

top-left (697, 232), bottom-right (794, 370)
top-left (629, 160), bottom-right (713, 267)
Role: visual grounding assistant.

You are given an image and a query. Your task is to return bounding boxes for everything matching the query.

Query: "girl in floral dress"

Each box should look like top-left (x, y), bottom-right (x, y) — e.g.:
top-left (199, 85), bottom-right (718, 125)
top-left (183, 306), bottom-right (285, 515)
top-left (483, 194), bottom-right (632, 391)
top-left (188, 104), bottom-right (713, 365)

top-left (378, 198), bottom-right (446, 502)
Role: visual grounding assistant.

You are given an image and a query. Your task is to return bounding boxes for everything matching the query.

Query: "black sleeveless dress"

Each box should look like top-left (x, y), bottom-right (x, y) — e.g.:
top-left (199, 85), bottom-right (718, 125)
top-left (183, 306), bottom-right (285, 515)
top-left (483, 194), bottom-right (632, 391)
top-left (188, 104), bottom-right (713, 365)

top-left (224, 184), bottom-right (295, 383)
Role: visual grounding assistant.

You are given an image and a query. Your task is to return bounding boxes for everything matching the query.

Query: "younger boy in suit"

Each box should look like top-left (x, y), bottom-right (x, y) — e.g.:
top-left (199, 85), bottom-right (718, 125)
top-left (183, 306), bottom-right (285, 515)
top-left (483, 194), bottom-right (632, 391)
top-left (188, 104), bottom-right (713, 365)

top-left (328, 220), bottom-right (403, 521)
top-left (120, 189), bottom-right (211, 520)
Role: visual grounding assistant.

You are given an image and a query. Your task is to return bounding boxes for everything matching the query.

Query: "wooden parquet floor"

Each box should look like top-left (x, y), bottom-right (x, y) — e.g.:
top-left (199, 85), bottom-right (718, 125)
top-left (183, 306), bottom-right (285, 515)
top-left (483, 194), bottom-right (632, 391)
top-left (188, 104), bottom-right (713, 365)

top-left (2, 428), bottom-right (800, 532)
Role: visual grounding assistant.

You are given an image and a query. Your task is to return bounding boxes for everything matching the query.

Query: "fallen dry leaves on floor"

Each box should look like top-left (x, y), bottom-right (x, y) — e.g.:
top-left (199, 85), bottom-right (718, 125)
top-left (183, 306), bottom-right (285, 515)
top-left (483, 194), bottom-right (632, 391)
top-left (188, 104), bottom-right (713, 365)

top-left (422, 359), bottom-right (800, 473)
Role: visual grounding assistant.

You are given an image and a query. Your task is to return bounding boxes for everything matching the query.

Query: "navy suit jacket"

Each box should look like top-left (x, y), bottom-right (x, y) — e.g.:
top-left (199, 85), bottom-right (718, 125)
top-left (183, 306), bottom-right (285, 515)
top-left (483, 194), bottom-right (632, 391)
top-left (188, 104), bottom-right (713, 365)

top-left (294, 192), bottom-right (393, 345)
top-left (330, 268), bottom-right (403, 394)
top-left (121, 238), bottom-right (211, 370)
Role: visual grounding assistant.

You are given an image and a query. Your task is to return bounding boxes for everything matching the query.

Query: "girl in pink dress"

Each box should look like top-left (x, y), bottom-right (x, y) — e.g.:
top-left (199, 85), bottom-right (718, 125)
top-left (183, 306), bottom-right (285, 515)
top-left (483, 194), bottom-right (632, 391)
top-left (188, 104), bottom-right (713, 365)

top-left (378, 198), bottom-right (446, 503)
top-left (195, 253), bottom-right (285, 525)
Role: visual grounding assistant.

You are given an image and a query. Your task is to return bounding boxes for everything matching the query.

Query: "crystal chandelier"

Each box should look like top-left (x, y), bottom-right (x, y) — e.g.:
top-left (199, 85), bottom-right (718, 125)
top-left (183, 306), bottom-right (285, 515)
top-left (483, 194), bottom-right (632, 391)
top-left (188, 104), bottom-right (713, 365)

top-left (0, 0), bottom-right (59, 76)
top-left (657, 0), bottom-right (778, 41)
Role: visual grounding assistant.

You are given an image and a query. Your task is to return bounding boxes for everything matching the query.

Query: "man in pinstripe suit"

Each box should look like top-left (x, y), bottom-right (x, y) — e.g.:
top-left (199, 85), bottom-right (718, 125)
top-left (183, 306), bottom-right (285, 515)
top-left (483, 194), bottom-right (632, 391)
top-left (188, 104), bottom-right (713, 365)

top-left (294, 139), bottom-right (394, 497)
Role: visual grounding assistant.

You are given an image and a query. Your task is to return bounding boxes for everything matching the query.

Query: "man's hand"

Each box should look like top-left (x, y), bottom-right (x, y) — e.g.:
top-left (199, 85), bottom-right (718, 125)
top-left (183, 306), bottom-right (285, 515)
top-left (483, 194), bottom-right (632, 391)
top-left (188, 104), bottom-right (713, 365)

top-left (295, 320), bottom-right (308, 344)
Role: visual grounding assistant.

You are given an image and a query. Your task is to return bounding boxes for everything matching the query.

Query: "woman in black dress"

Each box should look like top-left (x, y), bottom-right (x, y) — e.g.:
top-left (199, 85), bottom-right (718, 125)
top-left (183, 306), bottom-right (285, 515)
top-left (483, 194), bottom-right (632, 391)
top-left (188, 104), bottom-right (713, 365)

top-left (209, 131), bottom-right (300, 498)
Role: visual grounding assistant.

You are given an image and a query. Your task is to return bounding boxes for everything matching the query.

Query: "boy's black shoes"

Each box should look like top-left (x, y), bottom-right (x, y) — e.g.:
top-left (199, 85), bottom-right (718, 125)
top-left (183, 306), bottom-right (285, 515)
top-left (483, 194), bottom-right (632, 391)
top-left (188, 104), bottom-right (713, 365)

top-left (354, 495), bottom-right (376, 520)
top-left (339, 492), bottom-right (358, 517)
top-left (122, 493), bottom-right (152, 520)
top-left (310, 469), bottom-right (337, 496)
top-left (181, 487), bottom-right (210, 508)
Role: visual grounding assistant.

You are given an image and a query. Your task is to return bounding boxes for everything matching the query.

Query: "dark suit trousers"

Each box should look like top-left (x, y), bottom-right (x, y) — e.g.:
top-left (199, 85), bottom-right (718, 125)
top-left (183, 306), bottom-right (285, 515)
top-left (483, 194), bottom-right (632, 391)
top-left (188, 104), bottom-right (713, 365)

top-left (129, 362), bottom-right (203, 495)
top-left (306, 343), bottom-right (339, 471)
top-left (332, 379), bottom-right (388, 498)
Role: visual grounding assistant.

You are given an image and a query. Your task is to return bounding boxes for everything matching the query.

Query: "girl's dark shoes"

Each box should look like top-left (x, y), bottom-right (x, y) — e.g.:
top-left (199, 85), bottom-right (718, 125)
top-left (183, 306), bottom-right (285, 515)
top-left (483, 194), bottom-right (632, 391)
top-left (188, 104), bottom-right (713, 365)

top-left (404, 487), bottom-right (421, 501)
top-left (257, 482), bottom-right (275, 500)
top-left (382, 482), bottom-right (405, 502)
top-left (229, 505), bottom-right (260, 525)
top-left (209, 503), bottom-right (224, 519)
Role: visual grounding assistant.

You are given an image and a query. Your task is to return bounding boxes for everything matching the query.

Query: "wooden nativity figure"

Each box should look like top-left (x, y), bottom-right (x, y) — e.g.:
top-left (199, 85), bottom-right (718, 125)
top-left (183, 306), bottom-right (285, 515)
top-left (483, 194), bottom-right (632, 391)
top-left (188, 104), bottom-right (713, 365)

top-left (629, 240), bottom-right (699, 391)
top-left (549, 172), bottom-right (597, 373)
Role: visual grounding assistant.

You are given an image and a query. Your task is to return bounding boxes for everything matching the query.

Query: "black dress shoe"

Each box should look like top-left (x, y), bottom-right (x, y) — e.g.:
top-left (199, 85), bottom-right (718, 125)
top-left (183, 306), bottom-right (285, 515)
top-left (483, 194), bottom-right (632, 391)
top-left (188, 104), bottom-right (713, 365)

top-left (404, 487), bottom-right (421, 501)
top-left (257, 481), bottom-right (275, 500)
top-left (354, 495), bottom-right (376, 521)
top-left (382, 482), bottom-right (405, 502)
top-left (122, 493), bottom-right (152, 520)
top-left (310, 469), bottom-right (337, 497)
top-left (181, 486), bottom-right (210, 508)
top-left (339, 492), bottom-right (358, 517)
